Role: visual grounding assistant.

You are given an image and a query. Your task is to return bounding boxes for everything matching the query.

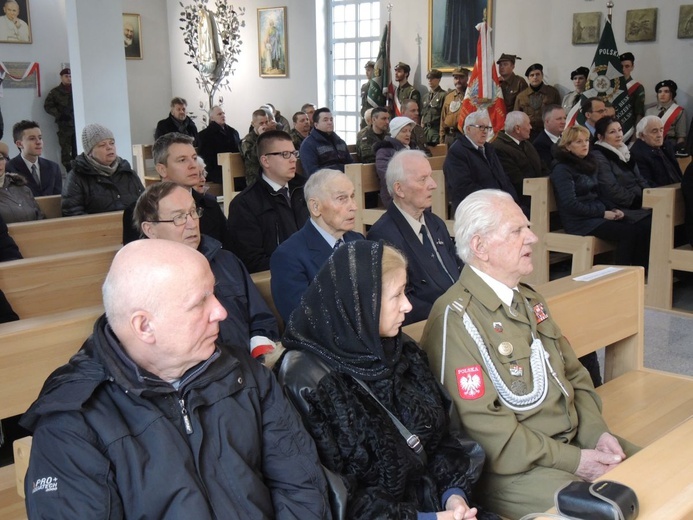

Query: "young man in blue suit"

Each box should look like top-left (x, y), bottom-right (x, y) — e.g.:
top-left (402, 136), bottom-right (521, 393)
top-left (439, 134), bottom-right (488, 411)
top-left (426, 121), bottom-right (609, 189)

top-left (7, 120), bottom-right (62, 196)
top-left (270, 169), bottom-right (363, 322)
top-left (368, 150), bottom-right (462, 324)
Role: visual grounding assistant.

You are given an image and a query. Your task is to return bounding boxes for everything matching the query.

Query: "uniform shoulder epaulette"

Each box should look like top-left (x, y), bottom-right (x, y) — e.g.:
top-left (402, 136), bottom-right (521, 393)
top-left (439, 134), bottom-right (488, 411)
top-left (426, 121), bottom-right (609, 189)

top-left (448, 292), bottom-right (472, 317)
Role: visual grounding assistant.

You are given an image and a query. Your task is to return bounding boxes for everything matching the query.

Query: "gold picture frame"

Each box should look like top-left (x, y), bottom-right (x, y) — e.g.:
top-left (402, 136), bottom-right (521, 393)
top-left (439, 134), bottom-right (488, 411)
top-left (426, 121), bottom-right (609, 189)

top-left (258, 6), bottom-right (288, 78)
top-left (0, 0), bottom-right (32, 44)
top-left (123, 13), bottom-right (143, 60)
top-left (572, 12), bottom-right (601, 45)
top-left (428, 0), bottom-right (493, 72)
top-left (625, 8), bottom-right (657, 43)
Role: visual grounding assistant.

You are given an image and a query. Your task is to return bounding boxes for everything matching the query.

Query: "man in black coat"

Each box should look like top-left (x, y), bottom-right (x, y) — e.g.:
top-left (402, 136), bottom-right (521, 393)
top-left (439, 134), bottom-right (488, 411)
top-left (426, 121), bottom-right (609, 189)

top-left (443, 111), bottom-right (518, 214)
top-left (533, 105), bottom-right (566, 169)
top-left (197, 106), bottom-right (241, 184)
top-left (368, 150), bottom-right (462, 324)
top-left (7, 120), bottom-right (62, 196)
top-left (630, 115), bottom-right (682, 187)
top-left (154, 97), bottom-right (199, 147)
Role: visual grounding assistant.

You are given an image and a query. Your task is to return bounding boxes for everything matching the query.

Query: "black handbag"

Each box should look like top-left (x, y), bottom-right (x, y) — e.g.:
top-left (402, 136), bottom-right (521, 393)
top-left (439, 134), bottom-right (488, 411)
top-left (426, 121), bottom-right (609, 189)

top-left (555, 480), bottom-right (639, 520)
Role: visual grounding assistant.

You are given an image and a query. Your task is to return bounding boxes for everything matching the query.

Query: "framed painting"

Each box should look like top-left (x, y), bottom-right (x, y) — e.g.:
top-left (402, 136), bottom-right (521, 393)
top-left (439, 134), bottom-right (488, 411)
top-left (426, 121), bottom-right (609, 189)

top-left (0, 0), bottom-right (32, 44)
top-left (572, 12), bottom-right (601, 45)
top-left (625, 8), bottom-right (657, 43)
top-left (258, 6), bottom-right (288, 77)
top-left (679, 5), bottom-right (693, 39)
top-left (123, 13), bottom-right (143, 60)
top-left (428, 0), bottom-right (492, 72)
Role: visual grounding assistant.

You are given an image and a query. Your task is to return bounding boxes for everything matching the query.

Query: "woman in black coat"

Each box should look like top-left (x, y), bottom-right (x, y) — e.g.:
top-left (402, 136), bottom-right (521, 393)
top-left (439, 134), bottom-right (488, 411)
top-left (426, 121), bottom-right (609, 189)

top-left (550, 124), bottom-right (650, 269)
top-left (278, 241), bottom-right (497, 520)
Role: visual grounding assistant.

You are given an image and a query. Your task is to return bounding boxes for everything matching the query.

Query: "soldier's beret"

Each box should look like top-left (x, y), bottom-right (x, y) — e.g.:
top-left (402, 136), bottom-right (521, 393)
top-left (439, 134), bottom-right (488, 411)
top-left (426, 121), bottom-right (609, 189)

top-left (655, 80), bottom-right (677, 97)
top-left (525, 63), bottom-right (543, 76)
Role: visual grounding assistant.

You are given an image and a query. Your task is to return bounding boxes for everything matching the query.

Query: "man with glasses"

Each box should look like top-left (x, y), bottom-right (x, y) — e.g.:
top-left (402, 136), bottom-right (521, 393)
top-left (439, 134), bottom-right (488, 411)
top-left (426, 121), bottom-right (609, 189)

top-left (134, 182), bottom-right (279, 360)
top-left (581, 98), bottom-right (607, 137)
top-left (122, 132), bottom-right (232, 249)
top-left (228, 130), bottom-right (309, 273)
top-left (443, 111), bottom-right (518, 213)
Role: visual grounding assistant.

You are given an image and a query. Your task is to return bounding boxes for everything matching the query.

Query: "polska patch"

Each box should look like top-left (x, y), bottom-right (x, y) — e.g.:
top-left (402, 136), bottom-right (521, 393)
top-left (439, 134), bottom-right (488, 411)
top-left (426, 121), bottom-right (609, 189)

top-left (533, 303), bottom-right (548, 323)
top-left (456, 365), bottom-right (484, 400)
top-left (493, 321), bottom-right (503, 333)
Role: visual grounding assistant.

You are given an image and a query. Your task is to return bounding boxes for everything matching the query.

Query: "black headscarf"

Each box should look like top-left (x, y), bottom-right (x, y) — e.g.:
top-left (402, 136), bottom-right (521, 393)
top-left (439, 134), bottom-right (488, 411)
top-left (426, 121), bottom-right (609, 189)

top-left (282, 240), bottom-right (403, 381)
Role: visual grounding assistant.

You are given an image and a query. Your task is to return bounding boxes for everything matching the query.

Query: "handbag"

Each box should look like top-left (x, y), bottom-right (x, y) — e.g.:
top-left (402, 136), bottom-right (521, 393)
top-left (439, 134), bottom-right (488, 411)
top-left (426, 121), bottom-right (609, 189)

top-left (555, 480), bottom-right (639, 520)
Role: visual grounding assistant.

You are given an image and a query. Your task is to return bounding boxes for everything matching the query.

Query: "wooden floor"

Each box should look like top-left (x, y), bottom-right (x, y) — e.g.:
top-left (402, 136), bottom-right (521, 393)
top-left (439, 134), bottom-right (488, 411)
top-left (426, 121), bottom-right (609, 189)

top-left (0, 465), bottom-right (25, 520)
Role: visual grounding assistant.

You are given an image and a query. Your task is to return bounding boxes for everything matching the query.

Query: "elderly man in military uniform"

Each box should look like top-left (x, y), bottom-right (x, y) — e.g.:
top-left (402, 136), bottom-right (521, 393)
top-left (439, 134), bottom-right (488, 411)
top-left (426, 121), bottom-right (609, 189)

top-left (514, 63), bottom-right (561, 141)
top-left (394, 62), bottom-right (421, 116)
top-left (645, 79), bottom-right (688, 154)
top-left (421, 189), bottom-right (639, 520)
top-left (421, 68), bottom-right (447, 145)
top-left (439, 67), bottom-right (469, 147)
top-left (497, 54), bottom-right (527, 115)
top-left (360, 60), bottom-right (375, 129)
top-left (619, 52), bottom-right (645, 125)
top-left (356, 106), bottom-right (389, 163)
top-left (561, 67), bottom-right (589, 112)
top-left (43, 68), bottom-right (76, 171)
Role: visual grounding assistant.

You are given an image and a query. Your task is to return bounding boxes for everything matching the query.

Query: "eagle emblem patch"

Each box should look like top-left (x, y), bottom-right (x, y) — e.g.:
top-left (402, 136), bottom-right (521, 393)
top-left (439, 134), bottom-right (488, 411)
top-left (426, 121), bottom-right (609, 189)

top-left (456, 365), bottom-right (484, 400)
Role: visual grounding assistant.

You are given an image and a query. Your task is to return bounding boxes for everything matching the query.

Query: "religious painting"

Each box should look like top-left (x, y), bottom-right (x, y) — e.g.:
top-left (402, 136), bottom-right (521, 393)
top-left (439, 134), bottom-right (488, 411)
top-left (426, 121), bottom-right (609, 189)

top-left (428, 0), bottom-right (493, 72)
top-left (572, 12), bottom-right (601, 45)
top-left (679, 5), bottom-right (693, 39)
top-left (123, 13), bottom-right (143, 60)
top-left (0, 0), bottom-right (32, 44)
top-left (625, 8), bottom-right (657, 43)
top-left (258, 7), bottom-right (287, 77)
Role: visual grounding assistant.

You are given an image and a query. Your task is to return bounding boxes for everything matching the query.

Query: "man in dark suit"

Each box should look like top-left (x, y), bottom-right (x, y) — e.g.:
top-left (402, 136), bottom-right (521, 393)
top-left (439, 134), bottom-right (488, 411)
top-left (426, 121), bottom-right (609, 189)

top-left (7, 120), bottom-right (62, 196)
top-left (532, 105), bottom-right (566, 170)
top-left (197, 105), bottom-right (241, 184)
top-left (368, 150), bottom-right (462, 324)
top-left (630, 115), bottom-right (682, 187)
top-left (443, 110), bottom-right (518, 213)
top-left (270, 169), bottom-right (363, 321)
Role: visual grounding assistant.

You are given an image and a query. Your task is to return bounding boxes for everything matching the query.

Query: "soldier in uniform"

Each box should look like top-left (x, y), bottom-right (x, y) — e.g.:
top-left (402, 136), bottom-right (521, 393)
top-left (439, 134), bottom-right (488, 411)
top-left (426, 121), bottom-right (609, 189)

top-left (356, 106), bottom-right (389, 163)
top-left (394, 62), bottom-right (421, 115)
top-left (43, 68), bottom-right (76, 171)
top-left (562, 66), bottom-right (589, 112)
top-left (421, 189), bottom-right (639, 520)
top-left (421, 68), bottom-right (447, 145)
top-left (514, 63), bottom-right (561, 141)
top-left (497, 54), bottom-right (527, 116)
top-left (619, 52), bottom-right (646, 125)
top-left (439, 67), bottom-right (469, 147)
top-left (645, 79), bottom-right (688, 152)
top-left (360, 60), bottom-right (375, 129)
top-left (241, 109), bottom-right (269, 186)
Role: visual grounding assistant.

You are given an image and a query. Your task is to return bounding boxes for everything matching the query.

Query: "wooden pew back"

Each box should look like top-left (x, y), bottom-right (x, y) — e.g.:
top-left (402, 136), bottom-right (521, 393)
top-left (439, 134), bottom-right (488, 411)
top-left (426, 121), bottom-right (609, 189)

top-left (0, 246), bottom-right (118, 318)
top-left (7, 211), bottom-right (123, 258)
top-left (132, 144), bottom-right (159, 187)
top-left (35, 195), bottom-right (61, 219)
top-left (219, 152), bottom-right (245, 216)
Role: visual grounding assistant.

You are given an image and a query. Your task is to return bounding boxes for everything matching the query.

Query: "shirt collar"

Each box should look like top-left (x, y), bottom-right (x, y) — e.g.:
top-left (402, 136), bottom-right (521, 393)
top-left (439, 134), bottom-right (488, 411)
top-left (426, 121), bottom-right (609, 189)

top-left (508, 133), bottom-right (521, 146)
top-left (545, 129), bottom-right (560, 143)
top-left (469, 265), bottom-right (516, 306)
top-left (465, 135), bottom-right (484, 151)
top-left (309, 218), bottom-right (338, 248)
top-left (262, 172), bottom-right (285, 192)
top-left (393, 200), bottom-right (425, 236)
top-left (22, 155), bottom-right (39, 171)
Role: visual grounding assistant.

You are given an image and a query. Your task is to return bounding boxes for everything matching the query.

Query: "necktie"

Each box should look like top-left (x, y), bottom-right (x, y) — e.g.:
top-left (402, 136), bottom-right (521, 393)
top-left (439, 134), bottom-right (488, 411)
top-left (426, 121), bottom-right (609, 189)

top-left (420, 224), bottom-right (434, 254)
top-left (478, 146), bottom-right (488, 163)
top-left (657, 107), bottom-right (666, 119)
top-left (511, 290), bottom-right (529, 321)
top-left (277, 186), bottom-right (290, 202)
top-left (333, 238), bottom-right (344, 251)
top-left (31, 164), bottom-right (39, 185)
top-left (421, 224), bottom-right (455, 282)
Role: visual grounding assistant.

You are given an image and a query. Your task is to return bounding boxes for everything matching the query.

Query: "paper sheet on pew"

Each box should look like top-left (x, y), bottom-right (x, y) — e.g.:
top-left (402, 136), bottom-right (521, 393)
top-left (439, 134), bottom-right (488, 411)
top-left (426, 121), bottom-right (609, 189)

top-left (573, 266), bottom-right (623, 282)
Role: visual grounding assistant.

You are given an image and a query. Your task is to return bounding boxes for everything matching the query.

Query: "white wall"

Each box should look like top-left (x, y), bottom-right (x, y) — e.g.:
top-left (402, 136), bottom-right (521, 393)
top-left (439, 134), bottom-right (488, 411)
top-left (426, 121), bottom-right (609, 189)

top-left (165, 0), bottom-right (320, 135)
top-left (384, 0), bottom-right (693, 116)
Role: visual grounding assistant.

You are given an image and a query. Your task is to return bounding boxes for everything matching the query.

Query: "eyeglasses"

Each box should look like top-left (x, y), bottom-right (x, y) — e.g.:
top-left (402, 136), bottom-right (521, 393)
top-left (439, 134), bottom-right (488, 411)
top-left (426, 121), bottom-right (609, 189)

top-left (264, 150), bottom-right (300, 159)
top-left (468, 124), bottom-right (493, 132)
top-left (150, 207), bottom-right (204, 226)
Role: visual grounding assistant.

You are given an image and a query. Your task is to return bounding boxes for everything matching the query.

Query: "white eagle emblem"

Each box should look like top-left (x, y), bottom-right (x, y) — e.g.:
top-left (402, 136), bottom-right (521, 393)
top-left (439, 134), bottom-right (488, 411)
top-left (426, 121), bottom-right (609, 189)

top-left (459, 374), bottom-right (482, 396)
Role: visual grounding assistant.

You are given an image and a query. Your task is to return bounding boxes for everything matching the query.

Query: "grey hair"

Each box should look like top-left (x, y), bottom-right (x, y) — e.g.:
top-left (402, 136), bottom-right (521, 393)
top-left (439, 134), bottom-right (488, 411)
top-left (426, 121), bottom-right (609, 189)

top-left (454, 189), bottom-right (514, 263)
top-left (504, 111), bottom-right (528, 134)
top-left (386, 149), bottom-right (428, 197)
top-left (208, 105), bottom-right (222, 117)
top-left (304, 168), bottom-right (345, 203)
top-left (636, 115), bottom-right (662, 138)
top-left (463, 110), bottom-right (488, 129)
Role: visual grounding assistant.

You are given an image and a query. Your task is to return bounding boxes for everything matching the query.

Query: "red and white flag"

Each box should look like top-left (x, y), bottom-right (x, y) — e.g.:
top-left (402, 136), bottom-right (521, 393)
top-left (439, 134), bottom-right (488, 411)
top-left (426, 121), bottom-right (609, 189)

top-left (456, 22), bottom-right (506, 138)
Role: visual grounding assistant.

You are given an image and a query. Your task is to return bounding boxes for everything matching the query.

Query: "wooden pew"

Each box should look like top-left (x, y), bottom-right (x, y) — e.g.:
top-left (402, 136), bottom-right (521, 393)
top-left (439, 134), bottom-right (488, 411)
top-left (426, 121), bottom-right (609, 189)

top-left (35, 195), bottom-right (61, 219)
top-left (678, 155), bottom-right (691, 174)
top-left (406, 265), bottom-right (693, 449)
top-left (219, 152), bottom-right (246, 216)
top-left (7, 211), bottom-right (123, 258)
top-left (524, 177), bottom-right (615, 285)
top-left (131, 144), bottom-right (160, 187)
top-left (0, 246), bottom-right (118, 319)
top-left (642, 184), bottom-right (691, 309)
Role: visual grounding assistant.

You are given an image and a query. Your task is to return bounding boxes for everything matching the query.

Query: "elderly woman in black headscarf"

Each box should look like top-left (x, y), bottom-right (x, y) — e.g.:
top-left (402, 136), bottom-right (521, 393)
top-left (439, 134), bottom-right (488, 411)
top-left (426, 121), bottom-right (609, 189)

top-left (278, 240), bottom-right (497, 520)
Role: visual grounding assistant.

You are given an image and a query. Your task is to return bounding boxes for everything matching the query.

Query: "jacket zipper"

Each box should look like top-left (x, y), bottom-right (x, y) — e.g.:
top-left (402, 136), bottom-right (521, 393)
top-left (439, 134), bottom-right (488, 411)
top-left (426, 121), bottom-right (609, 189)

top-left (179, 398), bottom-right (194, 434)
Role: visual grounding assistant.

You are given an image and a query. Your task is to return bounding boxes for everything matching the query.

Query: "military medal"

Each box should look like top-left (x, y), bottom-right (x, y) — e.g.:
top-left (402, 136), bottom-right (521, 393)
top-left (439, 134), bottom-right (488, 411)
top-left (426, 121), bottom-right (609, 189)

top-left (493, 321), bottom-right (503, 333)
top-left (498, 341), bottom-right (513, 356)
top-left (509, 363), bottom-right (523, 377)
top-left (450, 100), bottom-right (461, 112)
top-left (533, 303), bottom-right (548, 323)
top-left (511, 380), bottom-right (528, 395)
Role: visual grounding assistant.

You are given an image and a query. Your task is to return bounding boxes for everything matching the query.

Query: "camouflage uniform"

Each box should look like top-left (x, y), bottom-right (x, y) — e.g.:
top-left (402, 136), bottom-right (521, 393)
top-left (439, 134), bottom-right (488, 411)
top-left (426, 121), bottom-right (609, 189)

top-left (44, 84), bottom-right (76, 170)
top-left (421, 86), bottom-right (447, 145)
top-left (411, 125), bottom-right (431, 156)
top-left (289, 129), bottom-right (307, 151)
top-left (355, 127), bottom-right (386, 164)
top-left (241, 131), bottom-right (261, 186)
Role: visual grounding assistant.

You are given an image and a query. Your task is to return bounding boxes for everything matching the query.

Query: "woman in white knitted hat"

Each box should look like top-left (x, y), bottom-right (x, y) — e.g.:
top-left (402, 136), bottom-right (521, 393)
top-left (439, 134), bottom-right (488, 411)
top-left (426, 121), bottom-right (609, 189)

top-left (61, 124), bottom-right (145, 216)
top-left (374, 116), bottom-right (417, 206)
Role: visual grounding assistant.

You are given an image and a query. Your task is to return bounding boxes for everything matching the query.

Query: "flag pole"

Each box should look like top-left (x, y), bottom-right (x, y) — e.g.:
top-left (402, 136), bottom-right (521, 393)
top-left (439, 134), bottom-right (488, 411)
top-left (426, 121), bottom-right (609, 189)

top-left (607, 1), bottom-right (614, 23)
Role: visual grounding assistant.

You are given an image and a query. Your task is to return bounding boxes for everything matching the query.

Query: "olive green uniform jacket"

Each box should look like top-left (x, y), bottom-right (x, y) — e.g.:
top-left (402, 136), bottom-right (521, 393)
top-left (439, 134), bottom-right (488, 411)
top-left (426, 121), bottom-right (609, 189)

top-left (422, 86), bottom-right (447, 144)
top-left (500, 74), bottom-right (528, 115)
top-left (395, 82), bottom-right (421, 113)
top-left (355, 127), bottom-right (386, 163)
top-left (514, 84), bottom-right (561, 139)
